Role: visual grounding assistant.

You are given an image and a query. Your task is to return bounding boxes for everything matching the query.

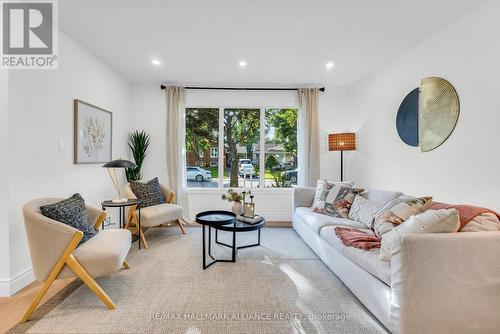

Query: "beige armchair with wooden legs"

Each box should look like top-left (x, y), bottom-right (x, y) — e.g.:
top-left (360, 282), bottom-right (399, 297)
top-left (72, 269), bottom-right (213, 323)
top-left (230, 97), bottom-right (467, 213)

top-left (124, 183), bottom-right (186, 249)
top-left (21, 198), bottom-right (132, 322)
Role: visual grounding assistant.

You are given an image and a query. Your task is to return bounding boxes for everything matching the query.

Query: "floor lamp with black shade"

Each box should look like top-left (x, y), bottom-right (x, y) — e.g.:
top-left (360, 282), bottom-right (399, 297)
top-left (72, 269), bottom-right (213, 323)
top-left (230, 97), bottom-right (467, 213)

top-left (328, 133), bottom-right (356, 182)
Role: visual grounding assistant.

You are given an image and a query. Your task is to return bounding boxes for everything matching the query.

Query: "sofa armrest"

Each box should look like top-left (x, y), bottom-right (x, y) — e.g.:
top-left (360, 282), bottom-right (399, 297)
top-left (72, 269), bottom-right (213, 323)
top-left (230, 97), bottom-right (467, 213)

top-left (292, 186), bottom-right (316, 210)
top-left (390, 231), bottom-right (500, 334)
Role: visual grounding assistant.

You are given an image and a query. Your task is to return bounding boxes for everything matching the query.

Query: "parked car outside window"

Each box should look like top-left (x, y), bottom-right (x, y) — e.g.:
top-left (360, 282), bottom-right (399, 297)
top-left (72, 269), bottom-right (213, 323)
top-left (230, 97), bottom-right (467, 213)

top-left (282, 169), bottom-right (297, 184)
top-left (187, 166), bottom-right (212, 182)
top-left (238, 158), bottom-right (252, 167)
top-left (239, 163), bottom-right (256, 177)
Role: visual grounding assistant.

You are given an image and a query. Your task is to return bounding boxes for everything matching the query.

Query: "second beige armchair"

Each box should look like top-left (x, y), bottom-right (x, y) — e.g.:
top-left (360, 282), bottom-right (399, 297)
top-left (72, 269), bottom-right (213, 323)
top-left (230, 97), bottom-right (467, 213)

top-left (124, 183), bottom-right (186, 248)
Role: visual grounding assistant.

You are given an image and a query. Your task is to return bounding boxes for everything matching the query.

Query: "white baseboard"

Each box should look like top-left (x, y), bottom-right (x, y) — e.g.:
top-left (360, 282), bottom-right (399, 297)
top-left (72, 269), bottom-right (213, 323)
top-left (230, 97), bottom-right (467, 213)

top-left (0, 267), bottom-right (34, 297)
top-left (260, 213), bottom-right (292, 222)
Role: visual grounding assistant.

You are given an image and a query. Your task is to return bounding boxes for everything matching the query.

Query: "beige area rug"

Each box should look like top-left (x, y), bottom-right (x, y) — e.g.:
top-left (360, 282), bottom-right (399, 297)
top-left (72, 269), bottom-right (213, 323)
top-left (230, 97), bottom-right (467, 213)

top-left (22, 227), bottom-right (388, 334)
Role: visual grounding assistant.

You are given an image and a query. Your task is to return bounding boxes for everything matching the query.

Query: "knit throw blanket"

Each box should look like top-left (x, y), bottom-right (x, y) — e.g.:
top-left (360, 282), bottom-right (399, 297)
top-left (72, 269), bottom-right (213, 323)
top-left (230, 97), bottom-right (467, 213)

top-left (335, 226), bottom-right (381, 250)
top-left (430, 202), bottom-right (500, 231)
top-left (335, 203), bottom-right (500, 250)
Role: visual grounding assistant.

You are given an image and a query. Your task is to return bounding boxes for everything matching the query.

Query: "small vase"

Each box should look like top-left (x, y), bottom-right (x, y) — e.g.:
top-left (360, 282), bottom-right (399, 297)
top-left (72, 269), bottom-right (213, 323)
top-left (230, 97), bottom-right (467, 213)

top-left (231, 201), bottom-right (242, 216)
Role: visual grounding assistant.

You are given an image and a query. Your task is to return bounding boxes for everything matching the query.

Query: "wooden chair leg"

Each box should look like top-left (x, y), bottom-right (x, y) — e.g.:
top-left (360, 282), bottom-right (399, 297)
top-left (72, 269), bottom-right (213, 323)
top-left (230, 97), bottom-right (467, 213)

top-left (124, 205), bottom-right (137, 230)
top-left (177, 219), bottom-right (186, 234)
top-left (122, 260), bottom-right (130, 269)
top-left (21, 275), bottom-right (57, 322)
top-left (21, 232), bottom-right (83, 322)
top-left (66, 255), bottom-right (116, 309)
top-left (139, 227), bottom-right (148, 248)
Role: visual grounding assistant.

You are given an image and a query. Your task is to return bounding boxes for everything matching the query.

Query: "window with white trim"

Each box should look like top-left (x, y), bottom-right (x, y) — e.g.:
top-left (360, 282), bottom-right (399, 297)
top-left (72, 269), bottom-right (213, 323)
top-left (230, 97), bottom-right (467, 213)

top-left (210, 147), bottom-right (218, 158)
top-left (185, 108), bottom-right (298, 189)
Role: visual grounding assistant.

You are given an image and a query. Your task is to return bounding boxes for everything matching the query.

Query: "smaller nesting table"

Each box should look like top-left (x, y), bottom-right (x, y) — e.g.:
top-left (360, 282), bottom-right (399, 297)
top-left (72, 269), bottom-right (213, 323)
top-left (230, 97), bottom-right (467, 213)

top-left (101, 199), bottom-right (142, 249)
top-left (196, 210), bottom-right (266, 269)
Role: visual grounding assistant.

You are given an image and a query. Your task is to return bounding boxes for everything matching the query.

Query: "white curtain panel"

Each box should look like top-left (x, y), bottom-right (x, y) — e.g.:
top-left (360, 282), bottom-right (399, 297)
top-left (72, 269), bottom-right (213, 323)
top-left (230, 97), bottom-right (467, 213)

top-left (165, 86), bottom-right (190, 222)
top-left (298, 88), bottom-right (320, 187)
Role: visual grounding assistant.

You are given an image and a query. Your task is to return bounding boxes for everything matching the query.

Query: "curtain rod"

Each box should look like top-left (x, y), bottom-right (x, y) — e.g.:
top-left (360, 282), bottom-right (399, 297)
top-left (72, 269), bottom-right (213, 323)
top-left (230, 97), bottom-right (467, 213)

top-left (160, 85), bottom-right (325, 92)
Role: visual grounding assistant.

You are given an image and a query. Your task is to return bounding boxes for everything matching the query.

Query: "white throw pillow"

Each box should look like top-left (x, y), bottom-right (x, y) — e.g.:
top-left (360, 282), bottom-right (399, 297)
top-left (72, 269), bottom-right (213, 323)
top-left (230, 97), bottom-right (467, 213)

top-left (348, 195), bottom-right (383, 228)
top-left (379, 208), bottom-right (460, 262)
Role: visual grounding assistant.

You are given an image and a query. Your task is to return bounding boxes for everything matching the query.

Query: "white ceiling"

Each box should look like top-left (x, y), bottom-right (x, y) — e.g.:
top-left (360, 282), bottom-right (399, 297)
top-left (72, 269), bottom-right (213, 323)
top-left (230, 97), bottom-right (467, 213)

top-left (59, 0), bottom-right (488, 87)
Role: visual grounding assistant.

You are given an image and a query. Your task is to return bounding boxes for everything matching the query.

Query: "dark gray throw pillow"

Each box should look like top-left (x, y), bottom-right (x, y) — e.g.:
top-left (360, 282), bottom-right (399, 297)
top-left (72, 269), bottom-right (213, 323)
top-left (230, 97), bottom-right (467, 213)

top-left (40, 193), bottom-right (98, 244)
top-left (130, 177), bottom-right (166, 209)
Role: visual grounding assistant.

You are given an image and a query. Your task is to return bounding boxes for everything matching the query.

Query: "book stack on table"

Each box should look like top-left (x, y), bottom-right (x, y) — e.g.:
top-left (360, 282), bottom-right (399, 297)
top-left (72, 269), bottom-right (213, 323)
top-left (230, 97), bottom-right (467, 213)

top-left (237, 215), bottom-right (263, 224)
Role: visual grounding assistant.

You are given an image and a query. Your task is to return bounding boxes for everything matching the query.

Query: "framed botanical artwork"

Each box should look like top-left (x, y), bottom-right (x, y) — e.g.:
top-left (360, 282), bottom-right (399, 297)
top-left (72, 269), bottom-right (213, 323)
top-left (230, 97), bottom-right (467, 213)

top-left (74, 99), bottom-right (112, 164)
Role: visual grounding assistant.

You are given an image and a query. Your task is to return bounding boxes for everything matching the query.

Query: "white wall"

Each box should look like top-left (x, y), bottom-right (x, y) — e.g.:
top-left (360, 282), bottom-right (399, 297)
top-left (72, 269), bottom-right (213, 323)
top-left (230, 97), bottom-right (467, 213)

top-left (0, 69), bottom-right (10, 290)
top-left (2, 31), bottom-right (132, 296)
top-left (130, 85), bottom-right (349, 220)
top-left (347, 0), bottom-right (500, 210)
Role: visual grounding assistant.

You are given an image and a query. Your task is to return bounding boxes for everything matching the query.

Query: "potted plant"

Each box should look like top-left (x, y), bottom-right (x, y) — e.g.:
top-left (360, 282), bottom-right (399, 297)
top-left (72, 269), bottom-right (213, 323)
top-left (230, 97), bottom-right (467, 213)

top-left (221, 189), bottom-right (250, 215)
top-left (125, 130), bottom-right (151, 181)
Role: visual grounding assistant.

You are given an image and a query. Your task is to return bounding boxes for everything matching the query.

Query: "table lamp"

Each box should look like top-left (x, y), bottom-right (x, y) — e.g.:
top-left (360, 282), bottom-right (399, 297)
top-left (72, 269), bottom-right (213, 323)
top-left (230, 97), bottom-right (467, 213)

top-left (102, 159), bottom-right (136, 203)
top-left (328, 133), bottom-right (356, 182)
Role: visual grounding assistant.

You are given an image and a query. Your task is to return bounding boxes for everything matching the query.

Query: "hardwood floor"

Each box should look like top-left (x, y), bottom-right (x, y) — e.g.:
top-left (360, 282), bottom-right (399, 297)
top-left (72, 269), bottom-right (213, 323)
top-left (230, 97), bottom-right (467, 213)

top-left (0, 278), bottom-right (74, 334)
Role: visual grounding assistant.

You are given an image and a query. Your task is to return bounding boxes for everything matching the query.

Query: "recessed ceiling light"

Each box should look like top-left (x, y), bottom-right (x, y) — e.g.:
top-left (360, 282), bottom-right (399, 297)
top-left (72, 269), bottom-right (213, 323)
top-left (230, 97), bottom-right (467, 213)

top-left (238, 60), bottom-right (247, 68)
top-left (151, 59), bottom-right (162, 66)
top-left (326, 61), bottom-right (335, 70)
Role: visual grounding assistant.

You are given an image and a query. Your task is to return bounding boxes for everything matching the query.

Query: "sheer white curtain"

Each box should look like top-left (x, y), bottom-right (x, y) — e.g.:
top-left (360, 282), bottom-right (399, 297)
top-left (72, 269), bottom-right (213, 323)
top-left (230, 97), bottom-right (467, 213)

top-left (165, 86), bottom-right (190, 222)
top-left (297, 88), bottom-right (320, 187)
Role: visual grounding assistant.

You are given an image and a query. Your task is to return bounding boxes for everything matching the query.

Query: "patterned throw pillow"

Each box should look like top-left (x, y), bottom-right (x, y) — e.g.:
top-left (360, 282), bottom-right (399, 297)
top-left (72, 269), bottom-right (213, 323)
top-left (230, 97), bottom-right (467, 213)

top-left (311, 179), bottom-right (353, 212)
top-left (40, 193), bottom-right (97, 244)
top-left (348, 195), bottom-right (384, 228)
top-left (379, 208), bottom-right (460, 261)
top-left (323, 186), bottom-right (364, 219)
top-left (373, 196), bottom-right (433, 238)
top-left (130, 177), bottom-right (166, 209)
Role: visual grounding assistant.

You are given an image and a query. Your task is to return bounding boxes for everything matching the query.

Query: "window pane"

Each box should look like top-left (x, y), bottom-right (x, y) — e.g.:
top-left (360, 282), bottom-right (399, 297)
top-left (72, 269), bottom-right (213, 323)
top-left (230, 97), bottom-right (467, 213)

top-left (264, 109), bottom-right (298, 188)
top-left (185, 108), bottom-right (219, 188)
top-left (224, 108), bottom-right (260, 188)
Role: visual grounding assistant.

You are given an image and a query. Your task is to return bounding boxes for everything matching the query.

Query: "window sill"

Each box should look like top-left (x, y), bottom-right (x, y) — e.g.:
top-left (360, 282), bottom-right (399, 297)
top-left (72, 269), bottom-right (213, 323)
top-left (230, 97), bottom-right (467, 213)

top-left (187, 187), bottom-right (293, 195)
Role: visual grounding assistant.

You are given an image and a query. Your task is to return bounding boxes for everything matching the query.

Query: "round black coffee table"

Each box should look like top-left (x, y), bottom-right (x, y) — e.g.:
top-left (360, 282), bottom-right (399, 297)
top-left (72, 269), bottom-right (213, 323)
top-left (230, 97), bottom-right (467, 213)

top-left (196, 210), bottom-right (266, 269)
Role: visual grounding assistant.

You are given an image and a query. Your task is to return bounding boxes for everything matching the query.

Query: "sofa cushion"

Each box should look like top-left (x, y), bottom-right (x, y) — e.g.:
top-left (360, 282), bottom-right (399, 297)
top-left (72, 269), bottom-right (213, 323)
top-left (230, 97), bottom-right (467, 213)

top-left (320, 226), bottom-right (391, 285)
top-left (294, 207), bottom-right (365, 234)
top-left (140, 203), bottom-right (183, 227)
top-left (360, 189), bottom-right (403, 206)
top-left (58, 229), bottom-right (131, 279)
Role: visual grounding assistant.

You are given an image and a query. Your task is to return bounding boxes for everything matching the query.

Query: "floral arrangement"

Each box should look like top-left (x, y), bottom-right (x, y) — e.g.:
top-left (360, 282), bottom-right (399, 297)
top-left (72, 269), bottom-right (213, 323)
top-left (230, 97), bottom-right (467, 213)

top-left (221, 189), bottom-right (251, 203)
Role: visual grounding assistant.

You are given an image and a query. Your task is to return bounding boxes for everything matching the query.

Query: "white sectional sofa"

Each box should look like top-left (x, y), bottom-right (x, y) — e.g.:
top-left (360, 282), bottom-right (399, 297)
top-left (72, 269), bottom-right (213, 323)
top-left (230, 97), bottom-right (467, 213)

top-left (292, 186), bottom-right (500, 334)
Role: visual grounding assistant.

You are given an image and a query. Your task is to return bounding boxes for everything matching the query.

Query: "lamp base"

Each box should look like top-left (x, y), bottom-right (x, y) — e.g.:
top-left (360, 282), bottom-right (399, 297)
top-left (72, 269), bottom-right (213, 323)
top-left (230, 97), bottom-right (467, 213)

top-left (112, 198), bottom-right (128, 203)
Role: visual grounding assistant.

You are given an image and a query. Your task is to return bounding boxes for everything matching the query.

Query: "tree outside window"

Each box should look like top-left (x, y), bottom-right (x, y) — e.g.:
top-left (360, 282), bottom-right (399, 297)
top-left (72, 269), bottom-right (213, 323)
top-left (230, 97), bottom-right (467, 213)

top-left (186, 107), bottom-right (298, 188)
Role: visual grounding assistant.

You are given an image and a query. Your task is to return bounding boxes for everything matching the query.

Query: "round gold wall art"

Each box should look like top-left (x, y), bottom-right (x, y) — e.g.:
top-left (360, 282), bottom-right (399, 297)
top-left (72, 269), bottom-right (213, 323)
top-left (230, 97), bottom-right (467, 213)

top-left (396, 77), bottom-right (460, 152)
top-left (418, 77), bottom-right (460, 152)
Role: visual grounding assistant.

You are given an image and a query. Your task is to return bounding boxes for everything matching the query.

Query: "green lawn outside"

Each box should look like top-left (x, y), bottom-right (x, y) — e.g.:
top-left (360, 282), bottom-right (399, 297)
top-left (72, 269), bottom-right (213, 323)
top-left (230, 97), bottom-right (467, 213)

top-left (209, 166), bottom-right (275, 180)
